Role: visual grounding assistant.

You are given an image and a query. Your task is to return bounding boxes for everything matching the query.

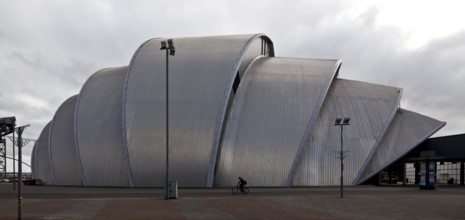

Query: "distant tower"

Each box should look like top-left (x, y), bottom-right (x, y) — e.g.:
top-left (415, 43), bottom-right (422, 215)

top-left (1, 117), bottom-right (16, 179)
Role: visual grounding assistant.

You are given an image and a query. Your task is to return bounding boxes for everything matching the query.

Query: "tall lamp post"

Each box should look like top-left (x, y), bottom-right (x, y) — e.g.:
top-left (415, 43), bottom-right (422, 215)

top-left (160, 39), bottom-right (175, 200)
top-left (16, 124), bottom-right (30, 220)
top-left (334, 117), bottom-right (350, 198)
top-left (13, 132), bottom-right (16, 190)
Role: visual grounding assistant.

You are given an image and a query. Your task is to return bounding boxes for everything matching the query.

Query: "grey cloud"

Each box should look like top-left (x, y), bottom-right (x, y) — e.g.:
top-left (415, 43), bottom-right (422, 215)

top-left (272, 5), bottom-right (465, 137)
top-left (0, 0), bottom-right (464, 169)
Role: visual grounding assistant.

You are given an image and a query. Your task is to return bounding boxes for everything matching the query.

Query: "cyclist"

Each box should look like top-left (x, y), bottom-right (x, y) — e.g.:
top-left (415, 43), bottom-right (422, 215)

top-left (237, 177), bottom-right (247, 192)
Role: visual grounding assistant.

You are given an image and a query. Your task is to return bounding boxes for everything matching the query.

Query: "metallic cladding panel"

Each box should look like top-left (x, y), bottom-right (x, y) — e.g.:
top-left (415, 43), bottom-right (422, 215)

top-left (237, 37), bottom-right (273, 78)
top-left (357, 109), bottom-right (446, 184)
top-left (31, 34), bottom-right (447, 188)
top-left (206, 35), bottom-right (274, 187)
top-left (351, 88), bottom-right (402, 185)
top-left (216, 57), bottom-right (341, 187)
top-left (286, 61), bottom-right (342, 186)
top-left (31, 141), bottom-right (37, 179)
top-left (123, 35), bottom-right (267, 187)
top-left (49, 95), bottom-right (82, 186)
top-left (35, 122), bottom-right (53, 185)
top-left (293, 79), bottom-right (401, 186)
top-left (75, 67), bottom-right (129, 187)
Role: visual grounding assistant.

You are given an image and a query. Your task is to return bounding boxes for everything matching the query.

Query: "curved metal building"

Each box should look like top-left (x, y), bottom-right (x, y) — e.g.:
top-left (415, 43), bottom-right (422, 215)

top-left (32, 121), bottom-right (53, 185)
top-left (216, 57), bottom-right (341, 187)
top-left (293, 79), bottom-right (401, 186)
top-left (31, 34), bottom-right (446, 187)
top-left (49, 95), bottom-right (82, 186)
top-left (122, 34), bottom-right (274, 187)
top-left (75, 66), bottom-right (129, 187)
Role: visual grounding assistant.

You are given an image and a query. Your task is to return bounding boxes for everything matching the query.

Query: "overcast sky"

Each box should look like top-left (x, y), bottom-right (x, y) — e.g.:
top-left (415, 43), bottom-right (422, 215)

top-left (1, 0), bottom-right (464, 172)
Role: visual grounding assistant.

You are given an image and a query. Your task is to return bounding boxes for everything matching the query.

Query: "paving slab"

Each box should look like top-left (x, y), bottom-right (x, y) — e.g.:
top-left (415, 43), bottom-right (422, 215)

top-left (1, 184), bottom-right (464, 219)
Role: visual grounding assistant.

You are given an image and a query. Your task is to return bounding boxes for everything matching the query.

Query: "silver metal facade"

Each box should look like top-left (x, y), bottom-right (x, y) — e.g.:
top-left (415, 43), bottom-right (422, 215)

top-left (31, 141), bottom-right (37, 179)
top-left (32, 34), bottom-right (446, 187)
top-left (75, 67), bottom-right (129, 187)
top-left (206, 36), bottom-right (274, 187)
top-left (216, 57), bottom-right (341, 187)
top-left (356, 109), bottom-right (446, 184)
top-left (34, 121), bottom-right (53, 185)
top-left (293, 79), bottom-right (401, 186)
top-left (49, 95), bottom-right (82, 186)
top-left (122, 34), bottom-right (273, 187)
top-left (237, 37), bottom-right (274, 78)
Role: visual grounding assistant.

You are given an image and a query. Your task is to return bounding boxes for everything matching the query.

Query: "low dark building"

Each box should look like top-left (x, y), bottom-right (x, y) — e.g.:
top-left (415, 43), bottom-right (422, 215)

top-left (366, 133), bottom-right (465, 186)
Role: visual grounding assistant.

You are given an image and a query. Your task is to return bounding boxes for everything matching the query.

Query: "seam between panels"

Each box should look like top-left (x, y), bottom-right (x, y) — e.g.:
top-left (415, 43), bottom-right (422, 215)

top-left (74, 92), bottom-right (87, 186)
top-left (352, 88), bottom-right (403, 185)
top-left (48, 117), bottom-right (58, 185)
top-left (206, 34), bottom-right (269, 187)
top-left (357, 120), bottom-right (446, 184)
top-left (285, 60), bottom-right (342, 186)
top-left (120, 38), bottom-right (157, 187)
top-left (73, 70), bottom-right (106, 186)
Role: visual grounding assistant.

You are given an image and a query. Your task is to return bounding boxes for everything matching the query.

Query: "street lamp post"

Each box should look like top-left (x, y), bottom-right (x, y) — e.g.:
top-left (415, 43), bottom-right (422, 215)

top-left (13, 131), bottom-right (16, 190)
top-left (334, 117), bottom-right (350, 198)
top-left (160, 39), bottom-right (175, 200)
top-left (16, 124), bottom-right (29, 220)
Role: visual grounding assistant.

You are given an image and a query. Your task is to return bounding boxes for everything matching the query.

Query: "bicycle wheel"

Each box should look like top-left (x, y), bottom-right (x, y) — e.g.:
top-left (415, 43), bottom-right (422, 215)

top-left (232, 187), bottom-right (239, 194)
top-left (242, 187), bottom-right (249, 194)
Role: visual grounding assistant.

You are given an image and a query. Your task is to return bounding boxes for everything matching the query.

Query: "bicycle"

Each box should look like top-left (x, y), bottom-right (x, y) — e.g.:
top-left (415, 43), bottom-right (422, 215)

top-left (232, 184), bottom-right (249, 194)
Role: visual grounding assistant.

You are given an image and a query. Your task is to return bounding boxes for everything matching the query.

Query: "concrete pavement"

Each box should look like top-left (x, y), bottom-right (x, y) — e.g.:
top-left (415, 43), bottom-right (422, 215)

top-left (1, 184), bottom-right (465, 219)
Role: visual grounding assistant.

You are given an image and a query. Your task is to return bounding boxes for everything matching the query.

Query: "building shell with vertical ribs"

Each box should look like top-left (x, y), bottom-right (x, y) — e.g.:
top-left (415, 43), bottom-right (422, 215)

top-left (31, 34), bottom-right (445, 187)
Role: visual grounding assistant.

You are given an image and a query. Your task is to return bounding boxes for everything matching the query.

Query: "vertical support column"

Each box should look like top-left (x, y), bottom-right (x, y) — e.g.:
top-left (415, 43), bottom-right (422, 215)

top-left (17, 127), bottom-right (24, 220)
top-left (403, 162), bottom-right (406, 185)
top-left (13, 132), bottom-right (16, 190)
top-left (161, 39), bottom-right (175, 198)
top-left (340, 125), bottom-right (343, 198)
top-left (414, 162), bottom-right (420, 185)
top-left (425, 160), bottom-right (429, 186)
top-left (388, 167), bottom-right (392, 184)
top-left (460, 162), bottom-right (464, 185)
top-left (0, 138), bottom-right (6, 179)
top-left (165, 48), bottom-right (169, 200)
top-left (16, 124), bottom-right (29, 220)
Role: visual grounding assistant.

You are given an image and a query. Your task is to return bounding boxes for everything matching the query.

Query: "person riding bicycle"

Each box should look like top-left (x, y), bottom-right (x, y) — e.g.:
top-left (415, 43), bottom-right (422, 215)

top-left (237, 177), bottom-right (247, 192)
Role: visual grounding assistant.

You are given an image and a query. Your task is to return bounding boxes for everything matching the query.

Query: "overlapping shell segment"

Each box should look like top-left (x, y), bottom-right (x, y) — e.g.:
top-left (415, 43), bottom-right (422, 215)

top-left (32, 34), bottom-right (445, 187)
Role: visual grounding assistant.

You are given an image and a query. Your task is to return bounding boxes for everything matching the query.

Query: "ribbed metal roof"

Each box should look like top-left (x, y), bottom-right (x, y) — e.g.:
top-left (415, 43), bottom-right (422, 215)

top-left (31, 34), bottom-right (446, 188)
top-left (294, 79), bottom-right (401, 186)
top-left (75, 66), bottom-right (129, 187)
top-left (49, 95), bottom-right (82, 186)
top-left (34, 121), bottom-right (53, 185)
top-left (216, 57), bottom-right (341, 187)
top-left (122, 34), bottom-right (273, 187)
top-left (356, 108), bottom-right (446, 184)
top-left (31, 140), bottom-right (37, 179)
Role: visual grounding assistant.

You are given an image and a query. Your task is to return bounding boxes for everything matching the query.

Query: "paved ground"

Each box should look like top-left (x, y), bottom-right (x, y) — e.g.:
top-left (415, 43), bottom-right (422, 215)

top-left (1, 184), bottom-right (465, 219)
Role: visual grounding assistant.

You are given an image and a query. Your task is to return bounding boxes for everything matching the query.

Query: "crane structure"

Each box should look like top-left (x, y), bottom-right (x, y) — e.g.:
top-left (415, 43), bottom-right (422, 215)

top-left (1, 117), bottom-right (16, 179)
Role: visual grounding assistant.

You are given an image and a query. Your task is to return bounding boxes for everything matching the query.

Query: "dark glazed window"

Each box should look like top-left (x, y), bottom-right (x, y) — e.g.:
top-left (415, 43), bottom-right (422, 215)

top-left (232, 72), bottom-right (241, 94)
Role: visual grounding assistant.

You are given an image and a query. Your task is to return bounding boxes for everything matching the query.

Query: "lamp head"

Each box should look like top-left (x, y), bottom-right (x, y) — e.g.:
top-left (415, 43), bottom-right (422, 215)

top-left (167, 39), bottom-right (174, 48)
top-left (343, 118), bottom-right (351, 124)
top-left (167, 39), bottom-right (175, 56)
top-left (160, 41), bottom-right (167, 50)
top-left (335, 117), bottom-right (350, 126)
